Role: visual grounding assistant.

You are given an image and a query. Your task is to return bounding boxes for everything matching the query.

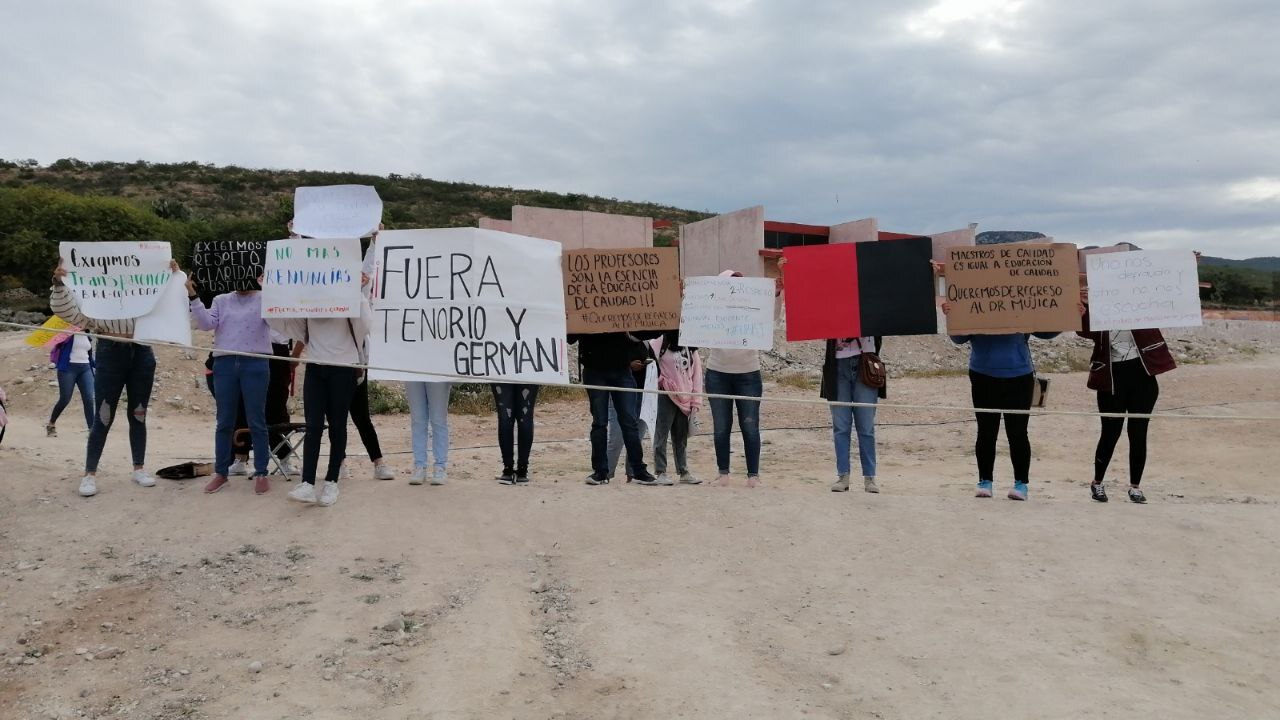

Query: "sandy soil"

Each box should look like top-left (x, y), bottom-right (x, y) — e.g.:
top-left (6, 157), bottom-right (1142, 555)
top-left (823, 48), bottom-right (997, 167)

top-left (1, 329), bottom-right (1279, 720)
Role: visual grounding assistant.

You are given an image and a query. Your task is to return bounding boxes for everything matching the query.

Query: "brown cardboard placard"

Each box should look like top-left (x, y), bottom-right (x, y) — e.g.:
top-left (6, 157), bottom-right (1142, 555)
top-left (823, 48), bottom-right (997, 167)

top-left (563, 247), bottom-right (682, 333)
top-left (944, 242), bottom-right (1081, 334)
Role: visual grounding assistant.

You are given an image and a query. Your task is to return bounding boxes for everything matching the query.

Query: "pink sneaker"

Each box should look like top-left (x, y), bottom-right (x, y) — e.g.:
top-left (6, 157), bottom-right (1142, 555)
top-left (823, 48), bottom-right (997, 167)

top-left (714, 473), bottom-right (732, 487)
top-left (745, 475), bottom-right (760, 489)
top-left (204, 474), bottom-right (229, 494)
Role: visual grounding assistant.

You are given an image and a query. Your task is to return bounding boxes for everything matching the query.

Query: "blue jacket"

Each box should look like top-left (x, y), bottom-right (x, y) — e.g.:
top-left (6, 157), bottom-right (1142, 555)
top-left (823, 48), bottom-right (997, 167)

top-left (949, 332), bottom-right (1058, 378)
top-left (51, 336), bottom-right (95, 372)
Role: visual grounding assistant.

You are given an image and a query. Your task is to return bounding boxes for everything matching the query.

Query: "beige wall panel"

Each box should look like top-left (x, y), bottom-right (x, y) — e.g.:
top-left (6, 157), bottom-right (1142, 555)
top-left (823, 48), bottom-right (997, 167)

top-left (829, 217), bottom-right (878, 244)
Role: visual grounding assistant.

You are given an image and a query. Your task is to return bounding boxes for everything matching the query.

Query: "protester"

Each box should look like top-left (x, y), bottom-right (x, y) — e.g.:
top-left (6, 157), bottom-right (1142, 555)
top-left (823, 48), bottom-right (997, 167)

top-left (268, 298), bottom-right (373, 507)
top-left (346, 378), bottom-right (398, 481)
top-left (405, 379), bottom-right (451, 485)
top-left (491, 382), bottom-right (539, 484)
top-left (183, 262), bottom-right (273, 495)
top-left (46, 329), bottom-right (95, 437)
top-left (705, 270), bottom-right (776, 488)
top-left (569, 331), bottom-right (661, 485)
top-left (50, 261), bottom-right (158, 497)
top-left (820, 336), bottom-right (885, 493)
top-left (645, 330), bottom-right (703, 486)
top-left (1078, 290), bottom-right (1176, 504)
top-left (604, 335), bottom-right (653, 482)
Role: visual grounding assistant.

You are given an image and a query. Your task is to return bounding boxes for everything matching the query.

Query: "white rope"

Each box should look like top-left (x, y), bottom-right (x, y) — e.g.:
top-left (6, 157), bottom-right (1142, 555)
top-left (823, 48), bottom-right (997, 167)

top-left (4, 319), bottom-right (1279, 422)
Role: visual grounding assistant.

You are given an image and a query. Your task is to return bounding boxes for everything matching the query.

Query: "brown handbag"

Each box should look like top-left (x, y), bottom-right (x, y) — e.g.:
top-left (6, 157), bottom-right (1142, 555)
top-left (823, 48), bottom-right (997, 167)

top-left (859, 352), bottom-right (887, 389)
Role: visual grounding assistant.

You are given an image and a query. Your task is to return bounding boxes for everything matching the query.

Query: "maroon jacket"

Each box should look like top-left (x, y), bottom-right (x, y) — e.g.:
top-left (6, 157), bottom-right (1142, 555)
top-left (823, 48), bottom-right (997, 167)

top-left (1077, 309), bottom-right (1176, 393)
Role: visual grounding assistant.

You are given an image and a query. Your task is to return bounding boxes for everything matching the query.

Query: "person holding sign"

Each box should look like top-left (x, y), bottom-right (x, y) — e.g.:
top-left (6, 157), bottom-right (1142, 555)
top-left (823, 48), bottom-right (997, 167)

top-left (491, 383), bottom-right (540, 484)
top-left (45, 330), bottom-right (95, 437)
top-left (268, 299), bottom-right (373, 508)
top-left (646, 330), bottom-right (704, 486)
top-left (570, 331), bottom-right (662, 486)
top-left (820, 336), bottom-right (885, 494)
top-left (50, 262), bottom-right (159, 497)
top-left (1078, 254), bottom-right (1180, 504)
top-left (181, 261), bottom-right (274, 496)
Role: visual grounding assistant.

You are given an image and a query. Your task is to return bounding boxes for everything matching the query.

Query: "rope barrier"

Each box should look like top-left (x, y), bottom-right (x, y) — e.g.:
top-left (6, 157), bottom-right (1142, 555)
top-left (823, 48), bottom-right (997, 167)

top-left (3, 319), bottom-right (1279, 422)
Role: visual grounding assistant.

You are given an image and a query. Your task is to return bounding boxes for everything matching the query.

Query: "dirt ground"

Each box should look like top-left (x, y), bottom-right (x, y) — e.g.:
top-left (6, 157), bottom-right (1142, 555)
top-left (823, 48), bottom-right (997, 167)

top-left (1, 328), bottom-right (1279, 720)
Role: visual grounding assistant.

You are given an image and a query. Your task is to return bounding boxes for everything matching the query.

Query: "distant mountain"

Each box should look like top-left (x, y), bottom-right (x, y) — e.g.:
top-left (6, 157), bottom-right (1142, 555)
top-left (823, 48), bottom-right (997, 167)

top-left (1199, 256), bottom-right (1280, 273)
top-left (975, 231), bottom-right (1047, 245)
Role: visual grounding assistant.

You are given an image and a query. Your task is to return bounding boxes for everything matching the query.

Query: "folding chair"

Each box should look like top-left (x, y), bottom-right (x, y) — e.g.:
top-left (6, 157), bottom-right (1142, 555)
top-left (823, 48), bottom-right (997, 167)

top-left (233, 422), bottom-right (310, 478)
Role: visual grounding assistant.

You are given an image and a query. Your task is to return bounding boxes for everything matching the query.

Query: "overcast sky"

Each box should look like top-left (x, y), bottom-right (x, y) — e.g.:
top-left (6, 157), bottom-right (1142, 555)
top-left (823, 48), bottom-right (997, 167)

top-left (2, 1), bottom-right (1277, 257)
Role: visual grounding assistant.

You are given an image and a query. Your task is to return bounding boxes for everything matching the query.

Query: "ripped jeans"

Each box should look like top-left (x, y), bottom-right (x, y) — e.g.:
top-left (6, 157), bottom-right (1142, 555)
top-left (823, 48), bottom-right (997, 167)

top-left (85, 339), bottom-right (156, 473)
top-left (705, 369), bottom-right (762, 476)
top-left (491, 383), bottom-right (540, 473)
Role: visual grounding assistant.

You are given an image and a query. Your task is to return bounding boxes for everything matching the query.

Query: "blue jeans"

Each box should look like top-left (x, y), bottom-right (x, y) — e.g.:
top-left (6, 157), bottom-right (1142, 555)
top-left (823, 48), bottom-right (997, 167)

top-left (705, 369), bottom-right (762, 476)
top-left (85, 340), bottom-right (155, 473)
top-left (606, 390), bottom-right (647, 479)
top-left (406, 381), bottom-right (451, 469)
top-left (830, 355), bottom-right (878, 477)
top-left (584, 367), bottom-right (648, 479)
top-left (212, 355), bottom-right (270, 476)
top-left (51, 362), bottom-right (95, 429)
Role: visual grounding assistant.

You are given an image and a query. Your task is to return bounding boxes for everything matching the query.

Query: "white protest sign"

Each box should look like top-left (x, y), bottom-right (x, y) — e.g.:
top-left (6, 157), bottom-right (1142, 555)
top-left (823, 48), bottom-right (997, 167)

top-left (367, 227), bottom-right (568, 384)
top-left (678, 276), bottom-right (775, 350)
top-left (1086, 249), bottom-right (1202, 330)
top-left (58, 242), bottom-right (172, 320)
top-left (260, 238), bottom-right (363, 318)
top-left (133, 271), bottom-right (193, 346)
top-left (292, 185), bottom-right (383, 239)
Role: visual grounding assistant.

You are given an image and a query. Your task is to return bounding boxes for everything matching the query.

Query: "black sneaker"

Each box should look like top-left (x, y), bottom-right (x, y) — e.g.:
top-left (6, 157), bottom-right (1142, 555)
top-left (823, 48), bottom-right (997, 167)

top-left (1128, 487), bottom-right (1147, 504)
top-left (1090, 483), bottom-right (1108, 502)
top-left (515, 470), bottom-right (530, 485)
top-left (586, 473), bottom-right (608, 486)
top-left (497, 469), bottom-right (516, 485)
top-left (632, 472), bottom-right (659, 485)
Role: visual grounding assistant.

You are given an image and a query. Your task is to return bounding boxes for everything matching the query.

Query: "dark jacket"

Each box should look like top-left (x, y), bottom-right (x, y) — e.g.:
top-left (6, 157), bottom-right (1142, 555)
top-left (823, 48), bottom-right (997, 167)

top-left (51, 335), bottom-right (95, 372)
top-left (819, 337), bottom-right (887, 400)
top-left (1077, 308), bottom-right (1176, 393)
top-left (569, 331), bottom-right (660, 372)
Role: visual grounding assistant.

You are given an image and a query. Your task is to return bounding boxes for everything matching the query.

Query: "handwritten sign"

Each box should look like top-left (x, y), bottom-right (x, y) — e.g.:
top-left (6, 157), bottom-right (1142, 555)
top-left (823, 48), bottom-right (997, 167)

top-left (25, 316), bottom-right (72, 348)
top-left (134, 271), bottom-right (194, 346)
top-left (1086, 249), bottom-right (1201, 330)
top-left (563, 248), bottom-right (682, 334)
top-left (260, 238), bottom-right (362, 318)
top-left (367, 228), bottom-right (568, 384)
top-left (944, 242), bottom-right (1081, 334)
top-left (292, 185), bottom-right (383, 239)
top-left (58, 242), bottom-right (172, 320)
top-left (192, 241), bottom-right (266, 293)
top-left (679, 276), bottom-right (775, 350)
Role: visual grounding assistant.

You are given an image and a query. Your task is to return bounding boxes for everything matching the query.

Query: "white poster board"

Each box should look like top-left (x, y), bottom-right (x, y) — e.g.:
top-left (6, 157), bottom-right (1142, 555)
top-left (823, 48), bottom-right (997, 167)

top-left (640, 363), bottom-right (657, 431)
top-left (292, 185), bottom-right (383, 239)
top-left (1086, 249), bottom-right (1202, 330)
top-left (58, 242), bottom-right (172, 320)
top-left (367, 227), bottom-right (569, 384)
top-left (260, 238), bottom-right (363, 318)
top-left (678, 276), bottom-right (775, 350)
top-left (133, 271), bottom-right (193, 346)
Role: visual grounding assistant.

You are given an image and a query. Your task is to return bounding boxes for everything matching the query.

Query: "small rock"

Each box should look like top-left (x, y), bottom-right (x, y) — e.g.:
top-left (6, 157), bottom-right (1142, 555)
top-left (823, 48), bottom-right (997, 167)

top-left (826, 645), bottom-right (846, 656)
top-left (381, 616), bottom-right (406, 633)
top-left (322, 670), bottom-right (336, 681)
top-left (6, 657), bottom-right (23, 666)
top-left (94, 647), bottom-right (122, 660)
top-left (74, 647), bottom-right (89, 655)
top-left (531, 579), bottom-right (549, 593)
top-left (248, 661), bottom-right (263, 673)
top-left (100, 622), bottom-right (114, 631)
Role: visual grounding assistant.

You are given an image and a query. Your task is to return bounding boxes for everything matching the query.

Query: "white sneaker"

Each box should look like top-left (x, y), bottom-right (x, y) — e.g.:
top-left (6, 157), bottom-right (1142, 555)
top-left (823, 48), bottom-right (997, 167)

top-left (373, 463), bottom-right (395, 481)
top-left (276, 459), bottom-right (299, 477)
top-left (430, 468), bottom-right (447, 486)
top-left (318, 481), bottom-right (340, 506)
top-left (79, 476), bottom-right (97, 497)
top-left (288, 483), bottom-right (317, 504)
top-left (132, 470), bottom-right (156, 487)
top-left (654, 473), bottom-right (675, 486)
top-left (228, 459), bottom-right (249, 476)
top-left (409, 467), bottom-right (426, 485)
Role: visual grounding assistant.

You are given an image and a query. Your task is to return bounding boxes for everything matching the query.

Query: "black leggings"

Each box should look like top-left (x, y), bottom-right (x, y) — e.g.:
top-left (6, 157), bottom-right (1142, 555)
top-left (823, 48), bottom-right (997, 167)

top-left (1094, 359), bottom-right (1159, 485)
top-left (970, 371), bottom-right (1034, 483)
top-left (491, 383), bottom-right (540, 473)
top-left (348, 378), bottom-right (384, 462)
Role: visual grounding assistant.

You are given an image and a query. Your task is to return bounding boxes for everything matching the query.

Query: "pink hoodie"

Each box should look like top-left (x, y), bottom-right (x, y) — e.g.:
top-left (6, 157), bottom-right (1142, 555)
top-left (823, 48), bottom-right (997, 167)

top-left (648, 338), bottom-right (704, 416)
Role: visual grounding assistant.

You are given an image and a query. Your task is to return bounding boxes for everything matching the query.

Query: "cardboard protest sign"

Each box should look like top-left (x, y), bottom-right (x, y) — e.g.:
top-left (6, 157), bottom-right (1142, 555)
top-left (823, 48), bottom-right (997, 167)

top-left (944, 242), bottom-right (1081, 334)
top-left (367, 228), bottom-right (568, 384)
top-left (679, 276), bottom-right (775, 350)
top-left (192, 241), bottom-right (266, 294)
top-left (1085, 249), bottom-right (1201, 330)
top-left (857, 236), bottom-right (937, 336)
top-left (25, 316), bottom-right (72, 348)
top-left (58, 242), bottom-right (173, 320)
top-left (134, 272), bottom-right (194, 346)
top-left (260, 238), bottom-right (363, 318)
top-left (292, 185), bottom-right (383, 239)
top-left (563, 247), bottom-right (682, 334)
top-left (783, 244), bottom-right (859, 341)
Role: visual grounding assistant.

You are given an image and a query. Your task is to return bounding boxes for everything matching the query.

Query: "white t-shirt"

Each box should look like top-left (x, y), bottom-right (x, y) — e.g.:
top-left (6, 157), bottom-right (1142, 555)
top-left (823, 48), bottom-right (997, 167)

top-left (1109, 330), bottom-right (1139, 362)
top-left (705, 348), bottom-right (760, 374)
top-left (69, 334), bottom-right (92, 364)
top-left (834, 337), bottom-right (874, 359)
